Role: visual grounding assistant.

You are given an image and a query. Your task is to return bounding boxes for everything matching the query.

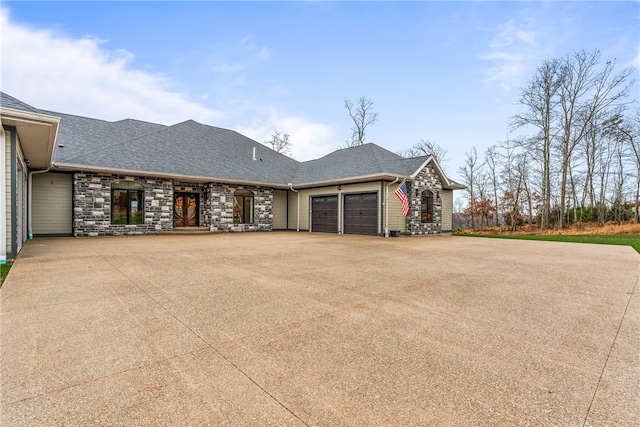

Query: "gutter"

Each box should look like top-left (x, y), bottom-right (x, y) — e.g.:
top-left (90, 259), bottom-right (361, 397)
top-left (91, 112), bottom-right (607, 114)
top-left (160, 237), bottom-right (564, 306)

top-left (52, 162), bottom-right (293, 190)
top-left (288, 183), bottom-right (300, 232)
top-left (384, 177), bottom-right (400, 237)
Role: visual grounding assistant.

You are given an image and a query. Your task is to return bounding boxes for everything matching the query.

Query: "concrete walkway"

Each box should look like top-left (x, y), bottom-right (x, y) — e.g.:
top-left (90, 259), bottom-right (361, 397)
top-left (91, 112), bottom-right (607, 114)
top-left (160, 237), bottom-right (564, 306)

top-left (1, 234), bottom-right (638, 426)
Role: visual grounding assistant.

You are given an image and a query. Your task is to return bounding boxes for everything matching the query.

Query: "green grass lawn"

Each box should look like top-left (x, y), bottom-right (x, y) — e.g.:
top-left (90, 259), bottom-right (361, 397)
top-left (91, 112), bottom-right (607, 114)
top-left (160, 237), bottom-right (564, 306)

top-left (454, 233), bottom-right (640, 254)
top-left (1, 262), bottom-right (12, 287)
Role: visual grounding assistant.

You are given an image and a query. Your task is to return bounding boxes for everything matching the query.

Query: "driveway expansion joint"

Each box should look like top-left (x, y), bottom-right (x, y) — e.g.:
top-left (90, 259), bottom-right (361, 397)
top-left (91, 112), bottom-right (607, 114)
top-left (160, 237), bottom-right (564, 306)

top-left (582, 275), bottom-right (639, 427)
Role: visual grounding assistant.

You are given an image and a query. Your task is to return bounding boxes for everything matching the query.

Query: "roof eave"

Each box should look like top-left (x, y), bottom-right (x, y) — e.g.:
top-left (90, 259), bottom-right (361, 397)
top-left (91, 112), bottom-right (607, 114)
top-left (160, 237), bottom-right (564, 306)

top-left (51, 162), bottom-right (292, 189)
top-left (290, 173), bottom-right (410, 189)
top-left (1, 107), bottom-right (61, 169)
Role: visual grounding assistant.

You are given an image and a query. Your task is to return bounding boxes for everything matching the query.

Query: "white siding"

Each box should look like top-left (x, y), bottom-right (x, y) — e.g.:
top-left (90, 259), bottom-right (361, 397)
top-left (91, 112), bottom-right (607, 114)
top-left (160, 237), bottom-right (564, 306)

top-left (441, 189), bottom-right (453, 232)
top-left (32, 173), bottom-right (72, 235)
top-left (272, 190), bottom-right (287, 230)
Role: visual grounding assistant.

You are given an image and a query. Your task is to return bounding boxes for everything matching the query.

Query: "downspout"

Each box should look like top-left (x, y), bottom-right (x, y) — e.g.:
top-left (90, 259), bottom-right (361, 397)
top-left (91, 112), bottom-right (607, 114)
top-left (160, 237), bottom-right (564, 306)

top-left (384, 177), bottom-right (400, 237)
top-left (288, 183), bottom-right (300, 232)
top-left (28, 166), bottom-right (52, 239)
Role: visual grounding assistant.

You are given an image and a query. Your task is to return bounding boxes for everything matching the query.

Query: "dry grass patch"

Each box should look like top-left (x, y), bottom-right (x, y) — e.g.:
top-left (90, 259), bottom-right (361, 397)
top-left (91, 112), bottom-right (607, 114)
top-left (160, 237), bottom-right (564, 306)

top-left (457, 221), bottom-right (640, 236)
top-left (455, 221), bottom-right (640, 254)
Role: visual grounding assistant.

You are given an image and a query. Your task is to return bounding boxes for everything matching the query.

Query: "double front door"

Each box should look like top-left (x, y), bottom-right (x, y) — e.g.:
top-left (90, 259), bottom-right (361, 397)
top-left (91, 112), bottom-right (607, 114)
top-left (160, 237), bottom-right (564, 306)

top-left (174, 192), bottom-right (199, 227)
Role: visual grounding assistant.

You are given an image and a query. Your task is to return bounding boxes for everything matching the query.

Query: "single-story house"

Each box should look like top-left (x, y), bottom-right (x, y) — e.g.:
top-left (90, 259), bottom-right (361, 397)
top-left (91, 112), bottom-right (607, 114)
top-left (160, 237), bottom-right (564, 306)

top-left (1, 91), bottom-right (464, 263)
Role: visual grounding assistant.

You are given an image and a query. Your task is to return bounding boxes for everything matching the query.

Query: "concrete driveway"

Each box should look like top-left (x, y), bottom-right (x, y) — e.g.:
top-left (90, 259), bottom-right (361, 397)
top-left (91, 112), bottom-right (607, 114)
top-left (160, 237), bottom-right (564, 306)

top-left (1, 233), bottom-right (638, 426)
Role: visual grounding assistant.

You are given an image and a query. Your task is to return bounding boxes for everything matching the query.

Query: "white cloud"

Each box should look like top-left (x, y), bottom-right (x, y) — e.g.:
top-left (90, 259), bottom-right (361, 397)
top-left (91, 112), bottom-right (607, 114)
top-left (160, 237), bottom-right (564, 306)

top-left (0, 8), bottom-right (222, 124)
top-left (234, 109), bottom-right (336, 161)
top-left (0, 9), bottom-right (336, 162)
top-left (480, 19), bottom-right (539, 91)
top-left (628, 50), bottom-right (640, 70)
top-left (211, 63), bottom-right (245, 73)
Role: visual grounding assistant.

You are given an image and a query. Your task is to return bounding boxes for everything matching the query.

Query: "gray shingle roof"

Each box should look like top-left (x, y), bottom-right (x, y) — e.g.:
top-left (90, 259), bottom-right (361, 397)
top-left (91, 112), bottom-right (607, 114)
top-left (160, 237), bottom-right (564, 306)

top-left (41, 111), bottom-right (167, 162)
top-left (2, 92), bottom-right (458, 188)
top-left (60, 119), bottom-right (300, 185)
top-left (0, 92), bottom-right (40, 113)
top-left (292, 143), bottom-right (429, 184)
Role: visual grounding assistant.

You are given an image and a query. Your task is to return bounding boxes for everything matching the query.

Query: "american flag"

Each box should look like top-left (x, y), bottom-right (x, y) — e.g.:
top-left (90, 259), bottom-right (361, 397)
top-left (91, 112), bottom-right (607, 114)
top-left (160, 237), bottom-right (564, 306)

top-left (394, 180), bottom-right (410, 217)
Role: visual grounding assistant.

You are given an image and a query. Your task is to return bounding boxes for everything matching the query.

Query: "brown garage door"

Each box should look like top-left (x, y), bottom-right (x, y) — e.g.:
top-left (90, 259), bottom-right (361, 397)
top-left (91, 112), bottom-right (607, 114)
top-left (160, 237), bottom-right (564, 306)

top-left (344, 193), bottom-right (378, 236)
top-left (311, 195), bottom-right (338, 233)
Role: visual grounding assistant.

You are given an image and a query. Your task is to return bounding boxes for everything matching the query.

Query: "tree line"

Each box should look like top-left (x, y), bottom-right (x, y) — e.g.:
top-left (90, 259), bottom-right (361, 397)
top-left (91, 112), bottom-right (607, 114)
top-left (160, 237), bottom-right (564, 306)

top-left (457, 49), bottom-right (638, 231)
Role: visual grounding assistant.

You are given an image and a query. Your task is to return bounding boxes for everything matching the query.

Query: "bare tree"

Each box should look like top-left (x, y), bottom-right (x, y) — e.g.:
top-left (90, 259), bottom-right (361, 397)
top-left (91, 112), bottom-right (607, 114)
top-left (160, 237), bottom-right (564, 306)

top-left (630, 109), bottom-right (640, 220)
top-left (264, 130), bottom-right (293, 156)
top-left (345, 97), bottom-right (378, 146)
top-left (603, 112), bottom-right (639, 221)
top-left (518, 153), bottom-right (537, 231)
top-left (555, 50), bottom-right (634, 228)
top-left (484, 145), bottom-right (501, 227)
top-left (458, 147), bottom-right (481, 229)
top-left (512, 57), bottom-right (563, 230)
top-left (398, 139), bottom-right (449, 169)
top-left (453, 197), bottom-right (466, 229)
top-left (512, 49), bottom-right (634, 229)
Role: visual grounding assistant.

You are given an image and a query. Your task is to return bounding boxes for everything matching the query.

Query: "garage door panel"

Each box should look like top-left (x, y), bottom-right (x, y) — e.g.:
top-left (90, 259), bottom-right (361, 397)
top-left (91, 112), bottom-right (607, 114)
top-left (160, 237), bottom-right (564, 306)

top-left (32, 173), bottom-right (72, 235)
top-left (312, 196), bottom-right (338, 233)
top-left (344, 193), bottom-right (378, 236)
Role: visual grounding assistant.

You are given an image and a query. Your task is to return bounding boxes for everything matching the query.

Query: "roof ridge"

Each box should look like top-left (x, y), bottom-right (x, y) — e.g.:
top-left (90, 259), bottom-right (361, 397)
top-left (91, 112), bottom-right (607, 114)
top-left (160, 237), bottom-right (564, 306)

top-left (114, 117), bottom-right (169, 127)
top-left (40, 109), bottom-right (122, 125)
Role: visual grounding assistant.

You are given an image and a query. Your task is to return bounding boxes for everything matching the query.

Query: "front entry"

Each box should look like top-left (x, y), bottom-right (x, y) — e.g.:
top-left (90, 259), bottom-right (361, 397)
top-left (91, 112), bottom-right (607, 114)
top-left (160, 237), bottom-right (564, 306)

top-left (174, 192), bottom-right (199, 227)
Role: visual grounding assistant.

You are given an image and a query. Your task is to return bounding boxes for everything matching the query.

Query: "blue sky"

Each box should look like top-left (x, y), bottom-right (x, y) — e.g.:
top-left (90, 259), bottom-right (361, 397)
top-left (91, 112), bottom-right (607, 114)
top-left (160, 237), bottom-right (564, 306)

top-left (1, 1), bottom-right (638, 180)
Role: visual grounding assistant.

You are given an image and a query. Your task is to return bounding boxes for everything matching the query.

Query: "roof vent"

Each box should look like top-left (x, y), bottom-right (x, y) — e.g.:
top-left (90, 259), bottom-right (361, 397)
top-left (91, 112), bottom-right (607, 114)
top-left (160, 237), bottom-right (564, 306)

top-left (253, 147), bottom-right (256, 161)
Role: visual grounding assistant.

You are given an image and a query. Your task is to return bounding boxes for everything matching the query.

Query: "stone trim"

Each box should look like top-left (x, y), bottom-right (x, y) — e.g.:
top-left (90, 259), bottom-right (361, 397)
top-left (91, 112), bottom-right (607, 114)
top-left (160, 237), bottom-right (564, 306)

top-left (406, 165), bottom-right (443, 235)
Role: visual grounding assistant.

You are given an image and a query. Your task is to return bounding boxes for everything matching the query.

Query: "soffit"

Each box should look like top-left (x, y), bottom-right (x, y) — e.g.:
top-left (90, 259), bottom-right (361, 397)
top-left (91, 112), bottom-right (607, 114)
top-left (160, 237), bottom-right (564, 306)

top-left (1, 110), bottom-right (60, 169)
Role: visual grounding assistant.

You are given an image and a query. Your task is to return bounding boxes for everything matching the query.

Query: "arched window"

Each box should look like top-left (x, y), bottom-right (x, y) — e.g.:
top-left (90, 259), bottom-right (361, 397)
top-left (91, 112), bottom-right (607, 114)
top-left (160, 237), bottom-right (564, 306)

top-left (233, 189), bottom-right (254, 224)
top-left (421, 189), bottom-right (434, 223)
top-left (112, 181), bottom-right (144, 224)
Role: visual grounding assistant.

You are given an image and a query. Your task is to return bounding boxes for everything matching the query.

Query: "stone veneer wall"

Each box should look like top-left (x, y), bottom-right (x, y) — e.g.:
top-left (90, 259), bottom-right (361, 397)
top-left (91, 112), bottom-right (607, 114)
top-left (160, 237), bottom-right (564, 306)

top-left (406, 165), bottom-right (443, 235)
top-left (74, 173), bottom-right (173, 236)
top-left (206, 183), bottom-right (273, 232)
